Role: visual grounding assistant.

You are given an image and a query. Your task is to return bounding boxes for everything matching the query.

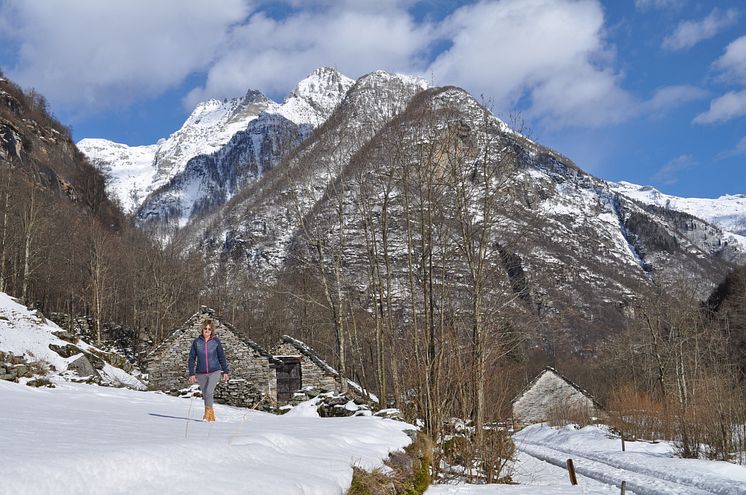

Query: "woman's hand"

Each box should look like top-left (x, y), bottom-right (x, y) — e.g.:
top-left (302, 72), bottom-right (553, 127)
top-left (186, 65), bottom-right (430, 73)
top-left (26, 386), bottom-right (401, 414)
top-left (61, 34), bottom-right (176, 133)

top-left (222, 373), bottom-right (230, 381)
top-left (189, 375), bottom-right (196, 384)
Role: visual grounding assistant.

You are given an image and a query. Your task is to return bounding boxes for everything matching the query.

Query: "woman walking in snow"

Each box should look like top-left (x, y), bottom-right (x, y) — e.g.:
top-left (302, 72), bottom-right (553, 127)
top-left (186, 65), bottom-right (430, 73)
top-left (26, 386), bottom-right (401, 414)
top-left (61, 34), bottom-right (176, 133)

top-left (188, 319), bottom-right (229, 422)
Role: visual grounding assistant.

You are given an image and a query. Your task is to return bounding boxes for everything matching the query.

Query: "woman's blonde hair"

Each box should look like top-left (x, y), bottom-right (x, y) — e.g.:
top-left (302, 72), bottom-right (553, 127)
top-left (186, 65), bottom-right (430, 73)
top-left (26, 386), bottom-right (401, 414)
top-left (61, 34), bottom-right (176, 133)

top-left (201, 319), bottom-right (217, 335)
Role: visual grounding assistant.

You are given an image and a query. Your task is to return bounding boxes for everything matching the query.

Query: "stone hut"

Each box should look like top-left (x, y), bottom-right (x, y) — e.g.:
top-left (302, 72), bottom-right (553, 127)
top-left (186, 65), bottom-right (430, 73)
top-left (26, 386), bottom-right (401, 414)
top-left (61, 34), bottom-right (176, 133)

top-left (147, 307), bottom-right (276, 408)
top-left (512, 367), bottom-right (602, 427)
top-left (271, 335), bottom-right (341, 402)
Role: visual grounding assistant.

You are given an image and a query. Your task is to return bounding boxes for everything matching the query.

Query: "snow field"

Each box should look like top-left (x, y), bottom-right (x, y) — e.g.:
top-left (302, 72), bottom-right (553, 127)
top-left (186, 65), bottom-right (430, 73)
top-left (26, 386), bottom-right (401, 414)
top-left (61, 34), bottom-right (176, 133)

top-left (0, 379), bottom-right (413, 495)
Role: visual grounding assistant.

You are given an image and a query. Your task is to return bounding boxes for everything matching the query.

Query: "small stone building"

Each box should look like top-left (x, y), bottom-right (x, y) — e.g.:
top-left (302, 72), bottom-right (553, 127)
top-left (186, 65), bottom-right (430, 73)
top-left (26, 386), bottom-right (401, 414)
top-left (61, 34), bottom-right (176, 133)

top-left (147, 309), bottom-right (355, 407)
top-left (147, 307), bottom-right (276, 408)
top-left (272, 335), bottom-right (343, 401)
top-left (512, 367), bottom-right (602, 427)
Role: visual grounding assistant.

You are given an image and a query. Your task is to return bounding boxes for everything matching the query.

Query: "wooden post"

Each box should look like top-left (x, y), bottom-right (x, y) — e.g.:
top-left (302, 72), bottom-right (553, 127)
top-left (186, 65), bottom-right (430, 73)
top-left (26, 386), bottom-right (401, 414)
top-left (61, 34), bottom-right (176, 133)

top-left (621, 480), bottom-right (627, 494)
top-left (566, 458), bottom-right (578, 485)
top-left (621, 434), bottom-right (626, 452)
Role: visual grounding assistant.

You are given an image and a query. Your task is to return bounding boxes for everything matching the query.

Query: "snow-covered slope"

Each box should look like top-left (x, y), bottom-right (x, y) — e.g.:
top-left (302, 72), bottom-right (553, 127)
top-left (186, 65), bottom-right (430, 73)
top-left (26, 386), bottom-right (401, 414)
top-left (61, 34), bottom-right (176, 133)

top-left (150, 90), bottom-right (273, 183)
top-left (78, 67), bottom-right (354, 214)
top-left (0, 379), bottom-right (413, 494)
top-left (610, 181), bottom-right (746, 248)
top-left (0, 292), bottom-right (144, 388)
top-left (76, 139), bottom-right (158, 211)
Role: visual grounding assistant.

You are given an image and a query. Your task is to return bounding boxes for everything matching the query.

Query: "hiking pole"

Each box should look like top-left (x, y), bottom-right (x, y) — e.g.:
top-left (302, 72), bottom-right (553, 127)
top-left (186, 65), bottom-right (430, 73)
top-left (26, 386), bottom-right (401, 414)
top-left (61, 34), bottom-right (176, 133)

top-left (185, 393), bottom-right (195, 440)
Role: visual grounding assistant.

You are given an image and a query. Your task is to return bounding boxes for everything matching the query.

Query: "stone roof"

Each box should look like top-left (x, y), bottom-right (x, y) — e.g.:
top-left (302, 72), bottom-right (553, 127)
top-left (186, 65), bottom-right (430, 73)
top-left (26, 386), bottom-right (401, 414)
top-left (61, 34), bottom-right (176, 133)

top-left (148, 306), bottom-right (275, 362)
top-left (275, 335), bottom-right (338, 377)
top-left (276, 335), bottom-right (377, 403)
top-left (511, 366), bottom-right (602, 409)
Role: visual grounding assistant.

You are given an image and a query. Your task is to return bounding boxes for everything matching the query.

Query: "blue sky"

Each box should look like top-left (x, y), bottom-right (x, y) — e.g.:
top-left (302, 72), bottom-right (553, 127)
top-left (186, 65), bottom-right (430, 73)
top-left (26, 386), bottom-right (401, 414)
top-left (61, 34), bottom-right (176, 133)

top-left (0, 0), bottom-right (744, 199)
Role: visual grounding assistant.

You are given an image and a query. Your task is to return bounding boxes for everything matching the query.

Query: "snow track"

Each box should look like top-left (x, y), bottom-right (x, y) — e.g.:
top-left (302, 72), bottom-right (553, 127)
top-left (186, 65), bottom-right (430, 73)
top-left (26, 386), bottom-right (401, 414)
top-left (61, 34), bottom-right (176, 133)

top-left (517, 440), bottom-right (745, 495)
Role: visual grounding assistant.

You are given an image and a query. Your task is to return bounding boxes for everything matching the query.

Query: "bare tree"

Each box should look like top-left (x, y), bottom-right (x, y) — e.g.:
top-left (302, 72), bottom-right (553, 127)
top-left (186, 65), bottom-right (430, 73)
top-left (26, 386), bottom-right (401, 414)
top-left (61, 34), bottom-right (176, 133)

top-left (86, 218), bottom-right (112, 344)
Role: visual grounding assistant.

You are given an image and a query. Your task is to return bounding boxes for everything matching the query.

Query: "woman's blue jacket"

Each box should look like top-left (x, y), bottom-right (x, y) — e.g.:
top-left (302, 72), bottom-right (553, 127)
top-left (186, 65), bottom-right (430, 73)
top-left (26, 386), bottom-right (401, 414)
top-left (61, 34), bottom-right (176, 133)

top-left (188, 336), bottom-right (229, 375)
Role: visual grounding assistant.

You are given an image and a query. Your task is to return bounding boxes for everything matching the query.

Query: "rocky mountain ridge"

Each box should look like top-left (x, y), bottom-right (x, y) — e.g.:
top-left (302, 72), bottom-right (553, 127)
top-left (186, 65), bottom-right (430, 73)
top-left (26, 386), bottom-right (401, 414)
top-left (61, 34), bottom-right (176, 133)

top-left (184, 82), bottom-right (743, 347)
top-left (190, 70), bottom-right (431, 274)
top-left (78, 67), bottom-right (355, 214)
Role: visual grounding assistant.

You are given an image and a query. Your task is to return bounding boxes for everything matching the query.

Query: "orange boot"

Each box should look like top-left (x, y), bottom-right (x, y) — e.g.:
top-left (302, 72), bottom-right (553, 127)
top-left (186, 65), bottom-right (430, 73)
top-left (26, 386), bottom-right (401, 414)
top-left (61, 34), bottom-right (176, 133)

top-left (202, 407), bottom-right (210, 421)
top-left (206, 406), bottom-right (215, 422)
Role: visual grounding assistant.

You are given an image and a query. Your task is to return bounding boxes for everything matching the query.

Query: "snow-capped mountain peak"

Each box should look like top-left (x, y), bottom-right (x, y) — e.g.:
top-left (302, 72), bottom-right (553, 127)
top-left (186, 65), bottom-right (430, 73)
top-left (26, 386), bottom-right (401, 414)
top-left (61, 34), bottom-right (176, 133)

top-left (277, 67), bottom-right (354, 126)
top-left (78, 68), bottom-right (356, 214)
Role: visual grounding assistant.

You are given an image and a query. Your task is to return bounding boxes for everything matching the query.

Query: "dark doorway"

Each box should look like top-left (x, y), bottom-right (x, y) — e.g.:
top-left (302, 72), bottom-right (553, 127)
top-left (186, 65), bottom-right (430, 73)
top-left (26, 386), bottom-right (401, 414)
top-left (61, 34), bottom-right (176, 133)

top-left (276, 357), bottom-right (302, 402)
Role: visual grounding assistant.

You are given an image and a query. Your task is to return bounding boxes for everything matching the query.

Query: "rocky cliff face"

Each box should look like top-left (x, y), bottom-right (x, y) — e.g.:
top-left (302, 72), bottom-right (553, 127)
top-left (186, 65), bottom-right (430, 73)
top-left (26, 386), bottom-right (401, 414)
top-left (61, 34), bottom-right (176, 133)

top-left (0, 75), bottom-right (119, 223)
top-left (134, 112), bottom-right (311, 238)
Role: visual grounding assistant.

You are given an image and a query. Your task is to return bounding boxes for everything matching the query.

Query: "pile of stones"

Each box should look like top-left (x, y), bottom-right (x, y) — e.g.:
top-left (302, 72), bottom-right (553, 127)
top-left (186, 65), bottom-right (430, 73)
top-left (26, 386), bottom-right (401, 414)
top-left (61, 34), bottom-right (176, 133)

top-left (0, 350), bottom-right (29, 382)
top-left (0, 350), bottom-right (53, 387)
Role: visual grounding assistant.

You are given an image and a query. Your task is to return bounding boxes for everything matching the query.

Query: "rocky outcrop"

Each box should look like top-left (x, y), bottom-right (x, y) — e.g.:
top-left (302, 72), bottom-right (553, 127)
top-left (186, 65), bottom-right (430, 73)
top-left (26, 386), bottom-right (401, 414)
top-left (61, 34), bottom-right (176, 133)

top-left (0, 121), bottom-right (23, 161)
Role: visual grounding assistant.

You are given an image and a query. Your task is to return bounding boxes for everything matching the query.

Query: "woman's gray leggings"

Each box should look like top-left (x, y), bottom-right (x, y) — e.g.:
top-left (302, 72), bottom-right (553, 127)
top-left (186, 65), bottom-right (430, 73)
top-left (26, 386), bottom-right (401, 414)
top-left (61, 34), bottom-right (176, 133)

top-left (196, 371), bottom-right (222, 407)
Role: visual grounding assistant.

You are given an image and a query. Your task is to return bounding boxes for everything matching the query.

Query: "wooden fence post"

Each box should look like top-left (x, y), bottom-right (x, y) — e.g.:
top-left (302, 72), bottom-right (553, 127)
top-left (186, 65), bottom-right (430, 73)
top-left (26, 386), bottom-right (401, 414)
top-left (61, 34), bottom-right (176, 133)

top-left (621, 480), bottom-right (627, 494)
top-left (566, 458), bottom-right (578, 485)
top-left (621, 434), bottom-right (626, 452)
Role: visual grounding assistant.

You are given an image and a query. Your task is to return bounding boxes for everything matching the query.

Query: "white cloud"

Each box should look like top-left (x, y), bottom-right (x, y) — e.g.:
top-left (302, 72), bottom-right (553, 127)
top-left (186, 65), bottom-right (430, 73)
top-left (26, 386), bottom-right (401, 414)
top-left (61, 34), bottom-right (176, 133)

top-left (734, 136), bottom-right (746, 154)
top-left (696, 37), bottom-right (746, 125)
top-left (185, 7), bottom-right (433, 107)
top-left (693, 90), bottom-right (746, 124)
top-left (1, 0), bottom-right (684, 133)
top-left (713, 36), bottom-right (746, 84)
top-left (662, 8), bottom-right (738, 51)
top-left (187, 0), bottom-right (656, 129)
top-left (645, 85), bottom-right (708, 112)
top-left (0, 0), bottom-right (252, 112)
top-left (653, 154), bottom-right (696, 185)
top-left (425, 0), bottom-right (637, 128)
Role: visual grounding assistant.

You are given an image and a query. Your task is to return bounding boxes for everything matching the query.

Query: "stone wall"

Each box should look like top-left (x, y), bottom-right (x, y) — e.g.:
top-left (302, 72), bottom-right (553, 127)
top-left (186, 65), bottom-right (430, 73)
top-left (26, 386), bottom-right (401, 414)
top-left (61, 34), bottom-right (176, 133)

top-left (148, 309), bottom-right (273, 407)
top-left (213, 378), bottom-right (264, 409)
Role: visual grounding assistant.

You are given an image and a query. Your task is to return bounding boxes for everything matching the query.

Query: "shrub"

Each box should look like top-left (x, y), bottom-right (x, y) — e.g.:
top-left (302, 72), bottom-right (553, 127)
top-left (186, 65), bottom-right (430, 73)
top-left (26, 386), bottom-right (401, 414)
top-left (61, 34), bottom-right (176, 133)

top-left (480, 429), bottom-right (515, 484)
top-left (546, 402), bottom-right (595, 429)
top-left (607, 384), bottom-right (670, 441)
top-left (26, 377), bottom-right (53, 388)
top-left (26, 359), bottom-right (51, 377)
top-left (442, 436), bottom-right (469, 466)
top-left (346, 431), bottom-right (433, 495)
top-left (347, 467), bottom-right (393, 495)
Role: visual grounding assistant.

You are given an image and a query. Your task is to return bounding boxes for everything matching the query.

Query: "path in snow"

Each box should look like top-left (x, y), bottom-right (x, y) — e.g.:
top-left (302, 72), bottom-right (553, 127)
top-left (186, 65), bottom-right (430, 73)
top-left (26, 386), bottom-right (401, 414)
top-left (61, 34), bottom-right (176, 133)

top-left (514, 425), bottom-right (746, 495)
top-left (426, 450), bottom-right (626, 494)
top-left (518, 442), bottom-right (706, 495)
